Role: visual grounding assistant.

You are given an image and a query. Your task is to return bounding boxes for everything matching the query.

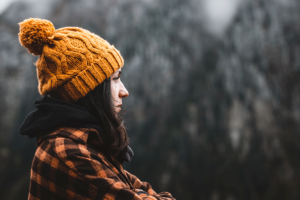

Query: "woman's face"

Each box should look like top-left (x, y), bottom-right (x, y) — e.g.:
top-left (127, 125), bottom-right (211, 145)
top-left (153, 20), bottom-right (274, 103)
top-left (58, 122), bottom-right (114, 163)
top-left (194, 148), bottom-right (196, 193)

top-left (110, 68), bottom-right (129, 113)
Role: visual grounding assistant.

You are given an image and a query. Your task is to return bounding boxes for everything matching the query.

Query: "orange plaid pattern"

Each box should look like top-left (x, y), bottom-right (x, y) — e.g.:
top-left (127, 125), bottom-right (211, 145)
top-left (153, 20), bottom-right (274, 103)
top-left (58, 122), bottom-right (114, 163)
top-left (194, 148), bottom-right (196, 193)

top-left (28, 127), bottom-right (175, 200)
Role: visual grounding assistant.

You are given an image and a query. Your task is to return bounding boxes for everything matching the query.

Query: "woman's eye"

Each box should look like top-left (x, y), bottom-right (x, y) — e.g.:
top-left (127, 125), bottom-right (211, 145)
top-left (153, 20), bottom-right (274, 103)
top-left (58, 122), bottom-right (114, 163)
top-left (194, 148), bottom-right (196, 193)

top-left (113, 76), bottom-right (120, 80)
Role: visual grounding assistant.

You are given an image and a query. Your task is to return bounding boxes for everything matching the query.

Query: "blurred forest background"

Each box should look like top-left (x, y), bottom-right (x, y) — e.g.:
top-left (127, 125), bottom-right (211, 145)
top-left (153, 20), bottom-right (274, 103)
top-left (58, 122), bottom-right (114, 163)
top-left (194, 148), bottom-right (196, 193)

top-left (1, 0), bottom-right (300, 199)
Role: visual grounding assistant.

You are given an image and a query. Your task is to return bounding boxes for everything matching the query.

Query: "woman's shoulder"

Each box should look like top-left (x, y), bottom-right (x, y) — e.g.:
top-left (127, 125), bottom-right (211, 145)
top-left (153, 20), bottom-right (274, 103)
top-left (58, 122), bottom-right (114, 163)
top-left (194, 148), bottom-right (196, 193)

top-left (36, 127), bottom-right (91, 146)
top-left (33, 126), bottom-right (113, 175)
top-left (36, 127), bottom-right (106, 158)
top-left (34, 127), bottom-right (109, 167)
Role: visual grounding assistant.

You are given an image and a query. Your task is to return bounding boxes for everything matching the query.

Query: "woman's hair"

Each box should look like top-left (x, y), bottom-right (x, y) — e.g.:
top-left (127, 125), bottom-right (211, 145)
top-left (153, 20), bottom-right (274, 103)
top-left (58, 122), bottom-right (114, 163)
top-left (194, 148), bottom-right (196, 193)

top-left (74, 78), bottom-right (129, 156)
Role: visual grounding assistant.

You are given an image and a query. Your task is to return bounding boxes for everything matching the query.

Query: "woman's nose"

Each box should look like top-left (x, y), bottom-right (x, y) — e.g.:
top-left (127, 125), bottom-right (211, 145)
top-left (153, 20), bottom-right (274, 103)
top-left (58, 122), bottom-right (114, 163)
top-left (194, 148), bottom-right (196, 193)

top-left (119, 82), bottom-right (129, 98)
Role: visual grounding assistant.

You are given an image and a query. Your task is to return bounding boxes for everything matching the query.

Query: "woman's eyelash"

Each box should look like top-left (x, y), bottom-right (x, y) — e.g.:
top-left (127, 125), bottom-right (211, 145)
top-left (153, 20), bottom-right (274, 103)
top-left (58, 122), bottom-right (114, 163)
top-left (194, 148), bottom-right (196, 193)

top-left (113, 71), bottom-right (121, 80)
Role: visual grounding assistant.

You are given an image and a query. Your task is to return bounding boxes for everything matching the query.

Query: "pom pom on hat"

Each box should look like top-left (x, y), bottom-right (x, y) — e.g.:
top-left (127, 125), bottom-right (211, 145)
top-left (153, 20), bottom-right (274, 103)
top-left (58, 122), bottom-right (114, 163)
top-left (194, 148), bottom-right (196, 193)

top-left (19, 18), bottom-right (55, 56)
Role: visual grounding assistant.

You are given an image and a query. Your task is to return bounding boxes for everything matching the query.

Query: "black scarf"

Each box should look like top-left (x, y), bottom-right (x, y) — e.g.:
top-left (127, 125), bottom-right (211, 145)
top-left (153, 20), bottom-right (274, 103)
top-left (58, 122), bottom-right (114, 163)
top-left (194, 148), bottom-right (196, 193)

top-left (20, 96), bottom-right (133, 163)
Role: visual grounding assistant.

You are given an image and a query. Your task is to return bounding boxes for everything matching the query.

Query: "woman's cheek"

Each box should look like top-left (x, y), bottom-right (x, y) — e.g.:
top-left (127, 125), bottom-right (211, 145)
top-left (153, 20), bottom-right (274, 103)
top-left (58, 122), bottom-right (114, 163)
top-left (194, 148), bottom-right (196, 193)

top-left (111, 83), bottom-right (118, 100)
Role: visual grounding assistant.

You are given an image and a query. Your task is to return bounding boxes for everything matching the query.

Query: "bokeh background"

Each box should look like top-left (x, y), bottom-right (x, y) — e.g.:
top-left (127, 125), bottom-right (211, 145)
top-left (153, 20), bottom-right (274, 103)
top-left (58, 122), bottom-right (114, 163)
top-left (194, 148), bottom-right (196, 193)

top-left (1, 0), bottom-right (300, 199)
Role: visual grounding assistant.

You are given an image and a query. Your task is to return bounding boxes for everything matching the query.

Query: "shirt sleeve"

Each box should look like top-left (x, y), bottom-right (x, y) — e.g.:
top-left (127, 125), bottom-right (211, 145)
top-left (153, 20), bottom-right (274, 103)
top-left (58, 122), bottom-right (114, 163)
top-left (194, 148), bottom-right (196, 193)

top-left (53, 137), bottom-right (174, 200)
top-left (124, 170), bottom-right (176, 200)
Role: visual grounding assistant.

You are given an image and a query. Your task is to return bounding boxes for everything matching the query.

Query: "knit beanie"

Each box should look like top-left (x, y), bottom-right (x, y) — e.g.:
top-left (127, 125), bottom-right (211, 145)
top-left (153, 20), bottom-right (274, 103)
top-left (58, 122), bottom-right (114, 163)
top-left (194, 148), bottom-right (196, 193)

top-left (18, 18), bottom-right (124, 102)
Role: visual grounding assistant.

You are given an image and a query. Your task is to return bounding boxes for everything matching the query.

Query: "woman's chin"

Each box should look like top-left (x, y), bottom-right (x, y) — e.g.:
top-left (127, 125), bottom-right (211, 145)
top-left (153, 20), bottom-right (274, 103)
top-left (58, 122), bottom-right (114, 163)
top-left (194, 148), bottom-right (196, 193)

top-left (116, 107), bottom-right (121, 113)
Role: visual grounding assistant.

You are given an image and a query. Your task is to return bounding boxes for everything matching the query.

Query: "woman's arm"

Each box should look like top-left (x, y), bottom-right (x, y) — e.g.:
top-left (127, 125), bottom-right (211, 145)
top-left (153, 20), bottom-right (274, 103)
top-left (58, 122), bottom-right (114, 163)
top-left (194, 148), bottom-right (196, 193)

top-left (124, 170), bottom-right (175, 200)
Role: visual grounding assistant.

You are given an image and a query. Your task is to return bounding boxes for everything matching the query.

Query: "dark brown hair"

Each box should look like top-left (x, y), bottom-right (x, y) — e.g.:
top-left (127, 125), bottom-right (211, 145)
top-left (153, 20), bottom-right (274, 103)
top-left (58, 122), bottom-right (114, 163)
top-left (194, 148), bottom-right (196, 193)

top-left (74, 78), bottom-right (129, 156)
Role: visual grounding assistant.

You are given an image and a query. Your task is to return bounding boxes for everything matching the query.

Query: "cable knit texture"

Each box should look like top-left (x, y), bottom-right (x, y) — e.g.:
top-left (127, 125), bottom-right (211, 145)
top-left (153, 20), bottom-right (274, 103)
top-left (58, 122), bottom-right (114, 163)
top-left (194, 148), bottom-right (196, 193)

top-left (18, 18), bottom-right (124, 102)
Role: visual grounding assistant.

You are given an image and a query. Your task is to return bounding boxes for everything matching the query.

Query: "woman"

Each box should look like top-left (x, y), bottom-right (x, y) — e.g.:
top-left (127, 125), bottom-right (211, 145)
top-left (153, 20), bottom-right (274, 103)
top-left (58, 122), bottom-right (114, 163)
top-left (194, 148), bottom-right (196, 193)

top-left (19, 18), bottom-right (175, 200)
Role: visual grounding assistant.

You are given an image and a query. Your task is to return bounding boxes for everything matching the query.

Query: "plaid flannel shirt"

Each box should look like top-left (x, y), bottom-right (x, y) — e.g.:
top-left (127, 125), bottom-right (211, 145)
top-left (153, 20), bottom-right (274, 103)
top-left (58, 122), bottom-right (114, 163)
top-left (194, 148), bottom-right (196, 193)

top-left (28, 127), bottom-right (175, 200)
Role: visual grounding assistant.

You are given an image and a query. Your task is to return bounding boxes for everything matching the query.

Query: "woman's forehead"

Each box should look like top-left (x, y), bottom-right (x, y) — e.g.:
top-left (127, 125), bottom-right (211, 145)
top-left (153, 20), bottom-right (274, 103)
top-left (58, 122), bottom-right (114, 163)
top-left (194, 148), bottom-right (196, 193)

top-left (114, 69), bottom-right (121, 74)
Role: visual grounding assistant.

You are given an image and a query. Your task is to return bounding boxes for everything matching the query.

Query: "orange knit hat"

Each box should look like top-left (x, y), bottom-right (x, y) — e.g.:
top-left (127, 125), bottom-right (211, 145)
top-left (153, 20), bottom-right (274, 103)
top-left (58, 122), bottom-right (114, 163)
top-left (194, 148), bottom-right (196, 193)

top-left (18, 18), bottom-right (124, 102)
